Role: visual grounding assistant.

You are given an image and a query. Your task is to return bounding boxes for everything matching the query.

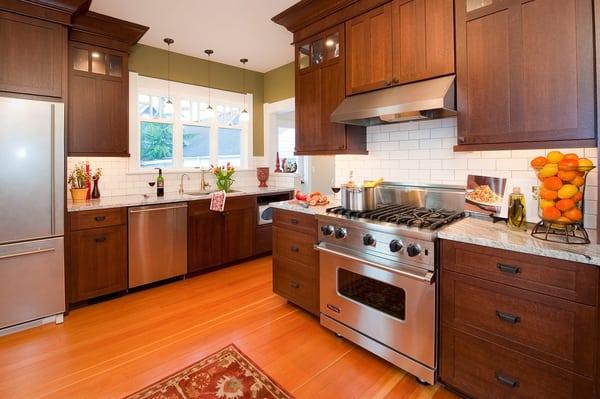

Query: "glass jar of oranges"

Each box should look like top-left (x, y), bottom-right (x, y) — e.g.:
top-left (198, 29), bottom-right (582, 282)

top-left (531, 151), bottom-right (595, 228)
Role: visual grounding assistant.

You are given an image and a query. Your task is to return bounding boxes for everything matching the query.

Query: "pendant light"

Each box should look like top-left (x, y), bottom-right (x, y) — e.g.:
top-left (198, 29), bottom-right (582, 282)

top-left (204, 49), bottom-right (215, 118)
top-left (163, 38), bottom-right (174, 105)
top-left (239, 58), bottom-right (250, 122)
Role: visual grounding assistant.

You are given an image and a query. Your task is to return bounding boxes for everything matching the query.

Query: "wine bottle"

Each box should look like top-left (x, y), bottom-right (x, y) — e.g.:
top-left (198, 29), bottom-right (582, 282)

top-left (156, 168), bottom-right (164, 197)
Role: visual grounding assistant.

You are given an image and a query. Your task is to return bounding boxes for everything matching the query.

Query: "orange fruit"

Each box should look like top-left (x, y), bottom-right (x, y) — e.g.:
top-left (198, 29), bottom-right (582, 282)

top-left (555, 216), bottom-right (572, 224)
top-left (558, 184), bottom-right (578, 199)
top-left (538, 164), bottom-right (558, 178)
top-left (530, 156), bottom-right (549, 168)
top-left (558, 170), bottom-right (577, 181)
top-left (539, 199), bottom-right (556, 209)
top-left (563, 207), bottom-right (583, 222)
top-left (556, 199), bottom-right (575, 212)
top-left (540, 187), bottom-right (558, 201)
top-left (547, 151), bottom-right (564, 164)
top-left (571, 191), bottom-right (583, 203)
top-left (543, 176), bottom-right (563, 191)
top-left (558, 158), bottom-right (579, 171)
top-left (542, 206), bottom-right (561, 221)
top-left (578, 157), bottom-right (594, 171)
top-left (571, 175), bottom-right (585, 187)
top-left (563, 153), bottom-right (580, 161)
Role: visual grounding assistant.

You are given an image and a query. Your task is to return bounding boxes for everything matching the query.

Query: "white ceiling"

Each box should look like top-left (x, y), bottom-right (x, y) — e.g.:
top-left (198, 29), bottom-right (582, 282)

top-left (90, 0), bottom-right (297, 73)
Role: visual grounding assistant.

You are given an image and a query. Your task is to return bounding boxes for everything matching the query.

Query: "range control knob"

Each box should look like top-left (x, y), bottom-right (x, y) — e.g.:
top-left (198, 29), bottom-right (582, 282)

top-left (363, 234), bottom-right (375, 246)
top-left (321, 225), bottom-right (334, 236)
top-left (334, 227), bottom-right (347, 239)
top-left (407, 243), bottom-right (422, 257)
top-left (389, 239), bottom-right (403, 253)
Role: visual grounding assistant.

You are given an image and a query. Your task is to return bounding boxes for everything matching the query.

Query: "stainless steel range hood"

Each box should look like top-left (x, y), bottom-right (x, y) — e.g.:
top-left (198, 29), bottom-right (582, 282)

top-left (331, 75), bottom-right (456, 126)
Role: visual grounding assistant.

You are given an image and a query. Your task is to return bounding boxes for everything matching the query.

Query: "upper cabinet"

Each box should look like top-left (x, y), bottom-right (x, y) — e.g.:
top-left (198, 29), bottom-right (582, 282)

top-left (455, 0), bottom-right (596, 150)
top-left (346, 0), bottom-right (454, 95)
top-left (0, 11), bottom-right (66, 98)
top-left (68, 42), bottom-right (129, 156)
top-left (295, 25), bottom-right (367, 155)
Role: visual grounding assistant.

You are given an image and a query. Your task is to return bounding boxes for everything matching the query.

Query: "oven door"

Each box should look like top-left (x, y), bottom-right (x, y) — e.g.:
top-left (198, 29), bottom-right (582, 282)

top-left (317, 243), bottom-right (436, 368)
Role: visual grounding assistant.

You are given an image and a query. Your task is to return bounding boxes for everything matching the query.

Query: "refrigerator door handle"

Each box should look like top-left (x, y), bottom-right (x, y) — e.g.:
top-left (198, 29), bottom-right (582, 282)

top-left (0, 247), bottom-right (56, 260)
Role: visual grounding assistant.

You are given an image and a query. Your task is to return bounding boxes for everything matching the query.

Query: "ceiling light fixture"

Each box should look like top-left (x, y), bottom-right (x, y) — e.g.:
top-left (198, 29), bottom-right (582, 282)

top-left (239, 58), bottom-right (250, 122)
top-left (164, 38), bottom-right (174, 105)
top-left (204, 49), bottom-right (215, 118)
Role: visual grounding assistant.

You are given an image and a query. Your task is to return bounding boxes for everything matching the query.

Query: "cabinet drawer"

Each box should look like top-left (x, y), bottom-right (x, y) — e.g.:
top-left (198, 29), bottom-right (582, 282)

top-left (70, 208), bottom-right (126, 230)
top-left (441, 240), bottom-right (598, 305)
top-left (273, 227), bottom-right (316, 267)
top-left (273, 257), bottom-right (318, 315)
top-left (440, 326), bottom-right (594, 399)
top-left (442, 271), bottom-right (596, 375)
top-left (225, 195), bottom-right (256, 211)
top-left (273, 208), bottom-right (316, 237)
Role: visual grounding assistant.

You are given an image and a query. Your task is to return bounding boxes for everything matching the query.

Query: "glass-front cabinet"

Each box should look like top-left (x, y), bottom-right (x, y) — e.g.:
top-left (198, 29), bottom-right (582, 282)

top-left (296, 27), bottom-right (341, 72)
top-left (466, 0), bottom-right (494, 12)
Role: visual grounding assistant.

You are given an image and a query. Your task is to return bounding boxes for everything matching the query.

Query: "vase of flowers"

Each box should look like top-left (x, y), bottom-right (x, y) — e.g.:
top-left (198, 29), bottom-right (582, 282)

top-left (211, 162), bottom-right (235, 193)
top-left (68, 162), bottom-right (91, 201)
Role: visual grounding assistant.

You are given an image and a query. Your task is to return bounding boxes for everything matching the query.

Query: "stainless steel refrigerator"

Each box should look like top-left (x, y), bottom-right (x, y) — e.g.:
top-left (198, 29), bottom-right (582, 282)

top-left (0, 97), bottom-right (65, 331)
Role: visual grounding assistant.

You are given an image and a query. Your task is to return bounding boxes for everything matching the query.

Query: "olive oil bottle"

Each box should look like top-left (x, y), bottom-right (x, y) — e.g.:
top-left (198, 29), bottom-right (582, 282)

top-left (507, 187), bottom-right (527, 231)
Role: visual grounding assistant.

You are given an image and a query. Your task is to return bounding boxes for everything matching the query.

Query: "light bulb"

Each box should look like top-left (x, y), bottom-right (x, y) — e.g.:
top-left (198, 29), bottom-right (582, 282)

top-left (240, 109), bottom-right (250, 122)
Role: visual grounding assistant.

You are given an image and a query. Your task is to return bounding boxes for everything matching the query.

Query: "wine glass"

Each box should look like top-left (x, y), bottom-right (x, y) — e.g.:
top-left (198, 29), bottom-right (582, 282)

top-left (145, 181), bottom-right (156, 198)
top-left (331, 178), bottom-right (340, 200)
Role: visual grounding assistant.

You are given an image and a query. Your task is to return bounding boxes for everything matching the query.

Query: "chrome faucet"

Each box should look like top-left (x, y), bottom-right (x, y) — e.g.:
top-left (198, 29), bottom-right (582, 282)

top-left (178, 173), bottom-right (190, 194)
top-left (200, 168), bottom-right (211, 191)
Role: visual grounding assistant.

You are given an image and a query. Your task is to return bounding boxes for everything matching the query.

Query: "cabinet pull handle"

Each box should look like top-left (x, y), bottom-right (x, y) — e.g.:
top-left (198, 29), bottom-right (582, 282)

top-left (457, 136), bottom-right (465, 143)
top-left (95, 236), bottom-right (107, 243)
top-left (290, 219), bottom-right (299, 225)
top-left (496, 263), bottom-right (521, 275)
top-left (496, 310), bottom-right (521, 324)
top-left (94, 216), bottom-right (106, 222)
top-left (495, 372), bottom-right (519, 388)
top-left (327, 304), bottom-right (341, 313)
top-left (290, 245), bottom-right (299, 253)
top-left (290, 281), bottom-right (300, 289)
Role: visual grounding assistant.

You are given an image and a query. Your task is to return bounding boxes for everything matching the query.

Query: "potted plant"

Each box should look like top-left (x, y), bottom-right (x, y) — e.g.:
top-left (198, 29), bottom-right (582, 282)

top-left (68, 162), bottom-right (91, 201)
top-left (210, 162), bottom-right (235, 192)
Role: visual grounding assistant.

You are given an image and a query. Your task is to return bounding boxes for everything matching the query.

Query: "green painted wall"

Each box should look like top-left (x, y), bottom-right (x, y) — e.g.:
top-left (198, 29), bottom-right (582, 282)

top-left (129, 44), bottom-right (266, 156)
top-left (264, 62), bottom-right (295, 104)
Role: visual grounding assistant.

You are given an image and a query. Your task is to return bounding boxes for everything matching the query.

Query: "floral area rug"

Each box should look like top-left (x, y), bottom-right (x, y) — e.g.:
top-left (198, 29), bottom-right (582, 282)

top-left (125, 345), bottom-right (293, 399)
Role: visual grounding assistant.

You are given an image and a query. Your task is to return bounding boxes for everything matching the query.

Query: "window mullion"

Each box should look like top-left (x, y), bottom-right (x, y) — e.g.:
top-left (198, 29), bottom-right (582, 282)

top-left (172, 96), bottom-right (183, 169)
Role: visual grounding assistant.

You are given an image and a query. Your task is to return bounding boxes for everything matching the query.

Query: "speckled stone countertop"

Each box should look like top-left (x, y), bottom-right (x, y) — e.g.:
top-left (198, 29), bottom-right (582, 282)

top-left (67, 186), bottom-right (294, 212)
top-left (438, 216), bottom-right (600, 266)
top-left (268, 199), bottom-right (340, 215)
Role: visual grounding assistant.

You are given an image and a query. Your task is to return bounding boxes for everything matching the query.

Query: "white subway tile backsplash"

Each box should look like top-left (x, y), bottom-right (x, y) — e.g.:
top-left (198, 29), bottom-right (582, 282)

top-left (419, 138), bottom-right (442, 149)
top-left (418, 119), bottom-right (442, 129)
top-left (496, 158), bottom-right (528, 171)
top-left (408, 150), bottom-right (430, 160)
top-left (481, 150), bottom-right (512, 159)
top-left (467, 159), bottom-right (496, 170)
top-left (430, 127), bottom-right (456, 139)
top-left (409, 130), bottom-right (431, 140)
top-left (389, 131), bottom-right (410, 141)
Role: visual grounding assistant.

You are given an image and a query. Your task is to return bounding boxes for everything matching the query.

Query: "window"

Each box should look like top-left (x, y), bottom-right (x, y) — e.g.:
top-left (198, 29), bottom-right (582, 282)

top-left (131, 75), bottom-right (252, 170)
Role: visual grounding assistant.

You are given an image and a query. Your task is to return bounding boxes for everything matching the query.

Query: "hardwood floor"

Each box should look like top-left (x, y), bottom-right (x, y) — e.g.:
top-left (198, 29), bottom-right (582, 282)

top-left (0, 256), bottom-right (458, 399)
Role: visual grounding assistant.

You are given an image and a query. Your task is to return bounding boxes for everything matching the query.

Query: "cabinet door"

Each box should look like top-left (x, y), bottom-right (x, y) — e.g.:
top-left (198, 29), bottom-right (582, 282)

top-left (70, 225), bottom-right (127, 302)
top-left (188, 208), bottom-right (224, 273)
top-left (456, 0), bottom-right (595, 147)
top-left (345, 4), bottom-right (393, 95)
top-left (392, 0), bottom-right (454, 84)
top-left (223, 207), bottom-right (255, 263)
top-left (0, 11), bottom-right (65, 98)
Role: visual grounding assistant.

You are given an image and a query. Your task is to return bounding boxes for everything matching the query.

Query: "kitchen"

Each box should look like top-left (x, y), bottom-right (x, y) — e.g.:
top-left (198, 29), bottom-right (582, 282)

top-left (1, 0), bottom-right (599, 398)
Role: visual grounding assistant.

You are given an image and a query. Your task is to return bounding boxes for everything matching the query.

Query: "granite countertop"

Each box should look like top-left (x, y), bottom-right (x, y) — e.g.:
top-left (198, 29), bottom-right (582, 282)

top-left (68, 186), bottom-right (294, 212)
top-left (268, 199), bottom-right (340, 216)
top-left (438, 216), bottom-right (600, 266)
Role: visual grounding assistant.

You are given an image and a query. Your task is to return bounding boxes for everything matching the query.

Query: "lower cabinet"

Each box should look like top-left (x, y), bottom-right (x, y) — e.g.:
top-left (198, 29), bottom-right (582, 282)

top-left (272, 209), bottom-right (319, 315)
top-left (69, 208), bottom-right (127, 303)
top-left (439, 240), bottom-right (598, 399)
top-left (254, 224), bottom-right (272, 255)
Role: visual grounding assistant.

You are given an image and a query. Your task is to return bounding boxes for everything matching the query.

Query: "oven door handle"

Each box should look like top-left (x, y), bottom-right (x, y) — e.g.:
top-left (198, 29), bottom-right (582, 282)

top-left (315, 244), bottom-right (434, 284)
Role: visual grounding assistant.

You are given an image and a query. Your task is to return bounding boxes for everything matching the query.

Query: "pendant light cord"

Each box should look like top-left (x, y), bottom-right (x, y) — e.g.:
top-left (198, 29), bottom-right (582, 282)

top-left (163, 38), bottom-right (174, 104)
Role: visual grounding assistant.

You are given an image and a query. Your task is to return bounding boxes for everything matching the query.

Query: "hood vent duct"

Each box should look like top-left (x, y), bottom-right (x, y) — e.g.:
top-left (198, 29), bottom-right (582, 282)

top-left (331, 75), bottom-right (456, 126)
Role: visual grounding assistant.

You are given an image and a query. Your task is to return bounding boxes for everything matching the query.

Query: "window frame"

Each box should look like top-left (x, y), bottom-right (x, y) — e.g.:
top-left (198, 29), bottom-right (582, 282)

top-left (128, 73), bottom-right (252, 172)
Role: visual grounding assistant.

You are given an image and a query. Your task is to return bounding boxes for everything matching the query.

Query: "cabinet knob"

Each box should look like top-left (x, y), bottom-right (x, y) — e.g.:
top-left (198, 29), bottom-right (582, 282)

top-left (94, 216), bottom-right (106, 222)
top-left (496, 310), bottom-right (521, 324)
top-left (290, 245), bottom-right (299, 253)
top-left (290, 218), bottom-right (299, 225)
top-left (495, 372), bottom-right (519, 388)
top-left (457, 136), bottom-right (466, 144)
top-left (496, 263), bottom-right (521, 275)
top-left (290, 281), bottom-right (300, 289)
top-left (94, 236), bottom-right (106, 243)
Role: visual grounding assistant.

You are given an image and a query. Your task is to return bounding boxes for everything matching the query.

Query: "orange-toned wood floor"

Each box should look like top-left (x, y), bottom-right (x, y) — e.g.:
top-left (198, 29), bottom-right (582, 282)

top-left (0, 256), bottom-right (458, 399)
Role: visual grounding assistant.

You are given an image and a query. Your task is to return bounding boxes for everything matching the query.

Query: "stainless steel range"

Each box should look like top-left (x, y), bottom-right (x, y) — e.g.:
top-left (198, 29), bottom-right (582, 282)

top-left (315, 183), bottom-right (465, 384)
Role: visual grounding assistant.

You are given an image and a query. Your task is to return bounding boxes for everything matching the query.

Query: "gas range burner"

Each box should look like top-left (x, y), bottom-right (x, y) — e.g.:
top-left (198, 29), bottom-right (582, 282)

top-left (326, 204), bottom-right (465, 230)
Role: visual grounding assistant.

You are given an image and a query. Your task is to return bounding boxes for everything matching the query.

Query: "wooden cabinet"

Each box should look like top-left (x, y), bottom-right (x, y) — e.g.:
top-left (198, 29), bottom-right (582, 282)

top-left (272, 208), bottom-right (319, 315)
top-left (254, 225), bottom-right (273, 255)
top-left (69, 208), bottom-right (127, 303)
top-left (188, 196), bottom-right (256, 273)
top-left (439, 240), bottom-right (599, 398)
top-left (455, 0), bottom-right (596, 150)
top-left (68, 41), bottom-right (129, 156)
top-left (295, 24), bottom-right (367, 155)
top-left (345, 0), bottom-right (454, 95)
top-left (0, 11), bottom-right (66, 98)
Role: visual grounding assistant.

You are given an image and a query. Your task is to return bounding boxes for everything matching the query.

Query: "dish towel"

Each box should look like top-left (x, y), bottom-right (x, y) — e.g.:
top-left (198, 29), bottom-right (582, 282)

top-left (210, 190), bottom-right (226, 212)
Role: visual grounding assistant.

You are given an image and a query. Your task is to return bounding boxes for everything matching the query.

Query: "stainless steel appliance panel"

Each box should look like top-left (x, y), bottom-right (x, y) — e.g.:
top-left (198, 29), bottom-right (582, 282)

top-left (128, 203), bottom-right (188, 288)
top-left (0, 237), bottom-right (65, 329)
top-left (0, 97), bottom-right (64, 243)
top-left (341, 185), bottom-right (377, 211)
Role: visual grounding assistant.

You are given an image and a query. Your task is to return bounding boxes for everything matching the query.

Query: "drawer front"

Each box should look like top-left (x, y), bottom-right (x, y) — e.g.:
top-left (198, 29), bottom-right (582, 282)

top-left (70, 207), bottom-right (126, 230)
top-left (225, 195), bottom-right (256, 211)
top-left (273, 227), bottom-right (316, 267)
top-left (273, 208), bottom-right (316, 237)
top-left (440, 326), bottom-right (595, 399)
top-left (441, 240), bottom-right (598, 305)
top-left (442, 271), bottom-right (595, 375)
top-left (273, 257), bottom-right (318, 315)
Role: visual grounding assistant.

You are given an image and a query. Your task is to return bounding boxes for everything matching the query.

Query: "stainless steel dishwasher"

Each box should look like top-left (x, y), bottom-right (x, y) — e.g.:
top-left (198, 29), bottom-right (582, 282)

top-left (128, 203), bottom-right (188, 288)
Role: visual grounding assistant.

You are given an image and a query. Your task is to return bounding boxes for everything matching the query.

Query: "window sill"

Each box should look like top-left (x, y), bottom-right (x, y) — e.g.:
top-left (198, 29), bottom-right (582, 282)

top-left (126, 168), bottom-right (256, 175)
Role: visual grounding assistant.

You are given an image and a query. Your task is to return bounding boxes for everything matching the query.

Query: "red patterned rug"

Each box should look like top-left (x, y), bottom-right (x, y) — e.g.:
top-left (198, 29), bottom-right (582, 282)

top-left (125, 345), bottom-right (293, 399)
